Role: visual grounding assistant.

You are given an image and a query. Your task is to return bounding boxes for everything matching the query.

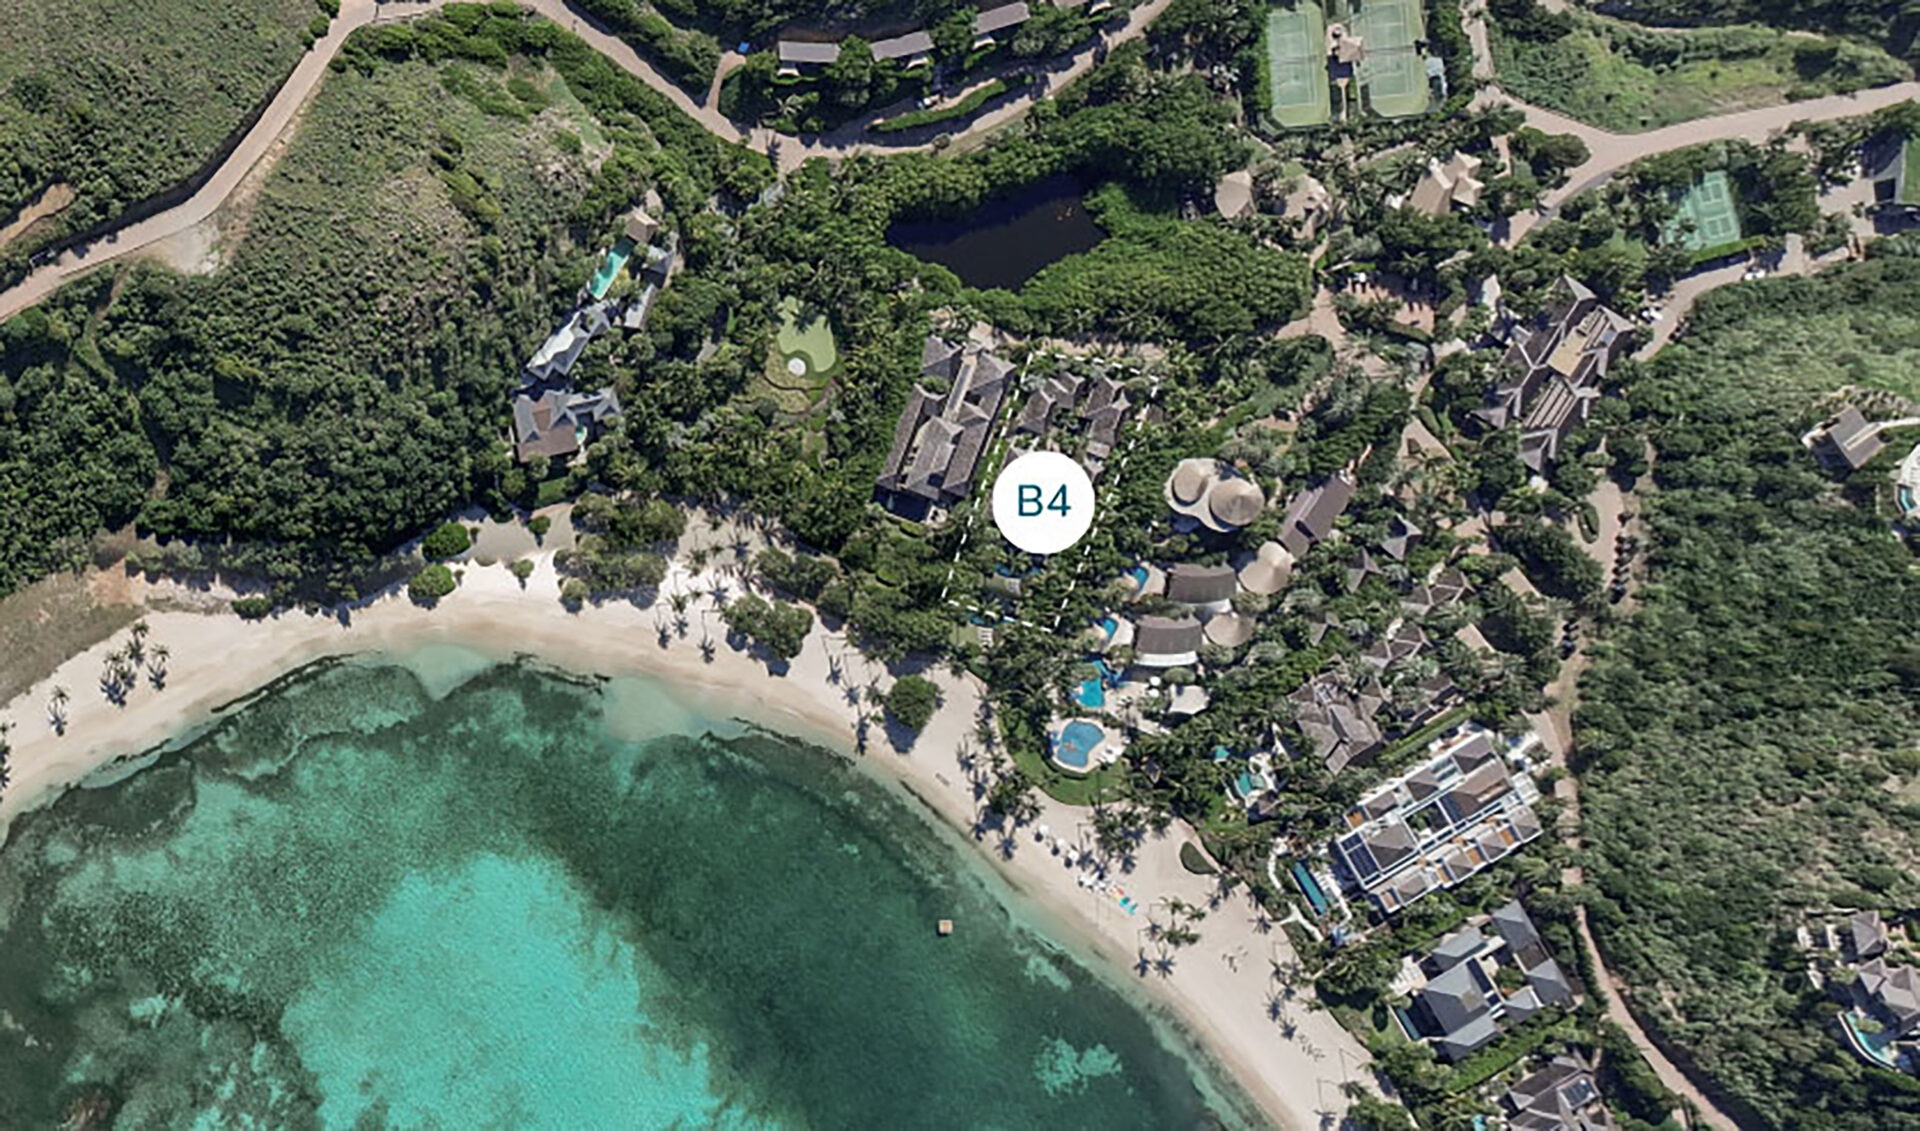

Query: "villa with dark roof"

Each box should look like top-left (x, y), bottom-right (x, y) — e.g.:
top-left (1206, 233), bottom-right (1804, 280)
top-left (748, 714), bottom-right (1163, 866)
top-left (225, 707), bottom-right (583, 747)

top-left (1278, 472), bottom-right (1356, 558)
top-left (1133, 615), bottom-right (1203, 667)
top-left (1401, 900), bottom-right (1577, 1060)
top-left (513, 387), bottom-right (623, 462)
top-left (1332, 728), bottom-right (1545, 913)
top-left (875, 338), bottom-right (1013, 520)
top-left (1813, 405), bottom-right (1886, 472)
top-left (1504, 1053), bottom-right (1615, 1130)
top-left (1013, 367), bottom-right (1132, 473)
top-left (1475, 276), bottom-right (1632, 472)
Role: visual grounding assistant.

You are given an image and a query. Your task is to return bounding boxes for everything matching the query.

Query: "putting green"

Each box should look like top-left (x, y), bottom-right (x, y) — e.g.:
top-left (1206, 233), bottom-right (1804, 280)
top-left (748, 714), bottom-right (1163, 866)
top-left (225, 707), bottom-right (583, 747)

top-left (776, 296), bottom-right (838, 377)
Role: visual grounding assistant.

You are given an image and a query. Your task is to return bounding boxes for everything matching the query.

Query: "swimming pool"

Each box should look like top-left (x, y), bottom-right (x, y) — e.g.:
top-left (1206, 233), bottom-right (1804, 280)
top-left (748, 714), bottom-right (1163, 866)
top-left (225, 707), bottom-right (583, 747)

top-left (1074, 679), bottom-right (1106, 709)
top-left (588, 236), bottom-right (636, 300)
top-left (1291, 862), bottom-right (1331, 917)
top-left (1051, 720), bottom-right (1104, 772)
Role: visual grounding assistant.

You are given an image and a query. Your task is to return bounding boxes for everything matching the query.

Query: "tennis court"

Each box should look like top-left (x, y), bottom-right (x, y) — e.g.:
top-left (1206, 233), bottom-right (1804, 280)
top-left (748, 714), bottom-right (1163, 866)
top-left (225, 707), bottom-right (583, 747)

top-left (1665, 169), bottom-right (1742, 251)
top-left (1352, 0), bottom-right (1429, 118)
top-left (1266, 3), bottom-right (1330, 128)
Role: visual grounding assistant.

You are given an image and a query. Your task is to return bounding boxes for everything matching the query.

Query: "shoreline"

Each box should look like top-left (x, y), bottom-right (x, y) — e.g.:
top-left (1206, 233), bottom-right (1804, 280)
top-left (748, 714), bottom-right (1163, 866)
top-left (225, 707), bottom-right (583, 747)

top-left (0, 550), bottom-right (1374, 1130)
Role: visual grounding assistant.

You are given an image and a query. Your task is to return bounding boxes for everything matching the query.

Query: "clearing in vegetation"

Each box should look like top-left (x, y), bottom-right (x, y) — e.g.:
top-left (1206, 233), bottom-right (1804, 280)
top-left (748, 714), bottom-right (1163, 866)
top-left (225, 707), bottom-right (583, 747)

top-left (774, 296), bottom-right (839, 379)
top-left (0, 0), bottom-right (320, 271)
top-left (1351, 0), bottom-right (1429, 118)
top-left (1266, 4), bottom-right (1332, 128)
top-left (1663, 169), bottom-right (1743, 251)
top-left (1487, 5), bottom-right (1912, 134)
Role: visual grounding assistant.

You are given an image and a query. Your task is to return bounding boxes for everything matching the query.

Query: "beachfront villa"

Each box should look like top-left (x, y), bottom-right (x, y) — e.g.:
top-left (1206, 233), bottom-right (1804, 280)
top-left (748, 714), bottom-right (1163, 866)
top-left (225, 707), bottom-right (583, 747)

top-left (874, 338), bottom-right (1014, 521)
top-left (1331, 727), bottom-right (1545, 914)
top-left (1396, 901), bottom-right (1577, 1061)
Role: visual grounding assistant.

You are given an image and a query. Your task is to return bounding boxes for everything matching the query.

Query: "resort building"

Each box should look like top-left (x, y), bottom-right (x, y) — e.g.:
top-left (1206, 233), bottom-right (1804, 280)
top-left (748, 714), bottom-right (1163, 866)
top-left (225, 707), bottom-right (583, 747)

top-left (1812, 405), bottom-right (1887, 472)
top-left (1504, 1053), bottom-right (1615, 1130)
top-left (1236, 541), bottom-right (1293, 595)
top-left (1166, 459), bottom-right (1268, 533)
top-left (974, 3), bottom-right (1031, 46)
top-left (1476, 276), bottom-right (1633, 472)
top-left (1277, 472), bottom-right (1356, 558)
top-left (1165, 563), bottom-right (1237, 612)
top-left (1404, 152), bottom-right (1485, 216)
top-left (512, 387), bottom-right (624, 462)
top-left (1332, 728), bottom-right (1546, 913)
top-left (875, 338), bottom-right (1014, 520)
top-left (1400, 900), bottom-right (1577, 1060)
top-left (1403, 566), bottom-right (1470, 616)
top-left (1857, 958), bottom-right (1920, 1038)
top-left (1133, 615), bottom-right (1203, 668)
top-left (525, 302), bottom-right (614, 384)
top-left (1290, 672), bottom-right (1386, 774)
top-left (871, 30), bottom-right (935, 66)
top-left (1012, 368), bottom-right (1132, 473)
top-left (776, 40), bottom-right (840, 75)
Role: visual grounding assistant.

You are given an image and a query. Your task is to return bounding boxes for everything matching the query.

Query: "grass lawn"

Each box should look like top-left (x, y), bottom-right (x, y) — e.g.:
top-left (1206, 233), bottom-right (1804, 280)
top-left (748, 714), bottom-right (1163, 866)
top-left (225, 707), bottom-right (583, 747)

top-left (0, 0), bottom-right (320, 264)
top-left (1007, 729), bottom-right (1128, 806)
top-left (774, 295), bottom-right (839, 376)
top-left (1490, 12), bottom-right (1910, 133)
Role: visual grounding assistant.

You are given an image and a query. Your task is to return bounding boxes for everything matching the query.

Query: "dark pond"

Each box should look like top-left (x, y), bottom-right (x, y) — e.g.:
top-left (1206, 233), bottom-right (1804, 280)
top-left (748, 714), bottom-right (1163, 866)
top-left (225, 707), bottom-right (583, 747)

top-left (886, 174), bottom-right (1104, 291)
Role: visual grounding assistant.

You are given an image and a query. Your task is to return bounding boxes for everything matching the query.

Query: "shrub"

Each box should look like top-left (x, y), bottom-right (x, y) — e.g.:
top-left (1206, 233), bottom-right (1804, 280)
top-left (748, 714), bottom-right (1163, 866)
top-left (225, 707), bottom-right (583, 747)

top-left (1179, 842), bottom-right (1217, 874)
top-left (885, 675), bottom-right (941, 730)
top-left (560, 577), bottom-right (590, 607)
top-left (231, 596), bottom-right (274, 620)
top-left (528, 514), bottom-right (552, 541)
top-left (409, 563), bottom-right (457, 603)
top-left (510, 559), bottom-right (536, 586)
top-left (422, 520), bottom-right (472, 561)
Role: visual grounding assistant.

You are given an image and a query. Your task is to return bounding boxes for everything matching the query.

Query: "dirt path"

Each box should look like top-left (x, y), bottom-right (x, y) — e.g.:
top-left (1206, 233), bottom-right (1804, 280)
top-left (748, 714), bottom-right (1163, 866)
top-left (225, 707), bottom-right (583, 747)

top-left (0, 182), bottom-right (75, 253)
top-left (0, 0), bottom-right (452, 322)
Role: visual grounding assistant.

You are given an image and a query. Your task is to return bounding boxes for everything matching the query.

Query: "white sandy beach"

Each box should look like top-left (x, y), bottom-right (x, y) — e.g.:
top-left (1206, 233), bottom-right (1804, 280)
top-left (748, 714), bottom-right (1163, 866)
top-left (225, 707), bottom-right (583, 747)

top-left (0, 544), bottom-right (1374, 1130)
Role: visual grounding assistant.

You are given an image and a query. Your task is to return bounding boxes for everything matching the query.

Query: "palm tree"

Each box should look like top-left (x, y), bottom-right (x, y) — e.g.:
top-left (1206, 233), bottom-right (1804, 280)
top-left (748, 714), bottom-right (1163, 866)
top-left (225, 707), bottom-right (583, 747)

top-left (48, 685), bottom-right (70, 731)
top-left (129, 619), bottom-right (150, 658)
top-left (148, 644), bottom-right (170, 681)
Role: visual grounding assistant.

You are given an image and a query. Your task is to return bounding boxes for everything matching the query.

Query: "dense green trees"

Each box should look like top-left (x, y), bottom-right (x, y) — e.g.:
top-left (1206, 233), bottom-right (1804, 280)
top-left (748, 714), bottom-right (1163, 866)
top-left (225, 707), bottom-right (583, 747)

top-left (721, 593), bottom-right (814, 660)
top-left (409, 563), bottom-right (459, 603)
top-left (423, 522), bottom-right (474, 561)
top-left (1576, 257), bottom-right (1920, 1130)
top-left (0, 0), bottom-right (319, 282)
top-left (884, 674), bottom-right (941, 730)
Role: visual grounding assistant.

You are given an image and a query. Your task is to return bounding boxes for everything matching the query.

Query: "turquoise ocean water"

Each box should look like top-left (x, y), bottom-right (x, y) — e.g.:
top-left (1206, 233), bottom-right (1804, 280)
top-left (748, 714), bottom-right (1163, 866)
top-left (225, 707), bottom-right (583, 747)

top-left (0, 653), bottom-right (1255, 1128)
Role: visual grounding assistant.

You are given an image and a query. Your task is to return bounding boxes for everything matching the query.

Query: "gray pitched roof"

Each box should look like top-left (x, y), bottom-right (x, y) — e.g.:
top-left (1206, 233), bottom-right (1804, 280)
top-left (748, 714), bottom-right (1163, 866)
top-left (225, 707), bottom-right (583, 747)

top-left (871, 30), bottom-right (935, 59)
top-left (1134, 615), bottom-right (1203, 661)
top-left (1852, 910), bottom-right (1891, 959)
top-left (777, 40), bottom-right (841, 65)
top-left (1526, 957), bottom-right (1575, 1008)
top-left (1279, 473), bottom-right (1356, 558)
top-left (1422, 960), bottom-right (1494, 1035)
top-left (975, 2), bottom-right (1031, 34)
top-left (1166, 563), bottom-right (1237, 605)
top-left (1428, 926), bottom-right (1490, 970)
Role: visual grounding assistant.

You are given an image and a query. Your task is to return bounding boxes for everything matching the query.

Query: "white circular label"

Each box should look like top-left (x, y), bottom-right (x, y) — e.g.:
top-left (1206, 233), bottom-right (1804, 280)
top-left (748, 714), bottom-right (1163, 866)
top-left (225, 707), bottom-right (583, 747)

top-left (991, 451), bottom-right (1096, 555)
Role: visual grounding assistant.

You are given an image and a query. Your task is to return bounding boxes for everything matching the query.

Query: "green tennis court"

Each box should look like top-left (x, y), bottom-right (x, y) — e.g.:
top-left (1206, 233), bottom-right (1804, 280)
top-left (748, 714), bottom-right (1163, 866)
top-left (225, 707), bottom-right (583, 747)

top-left (1352, 0), bottom-right (1429, 118)
top-left (1665, 169), bottom-right (1742, 251)
top-left (1266, 4), bottom-right (1330, 128)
